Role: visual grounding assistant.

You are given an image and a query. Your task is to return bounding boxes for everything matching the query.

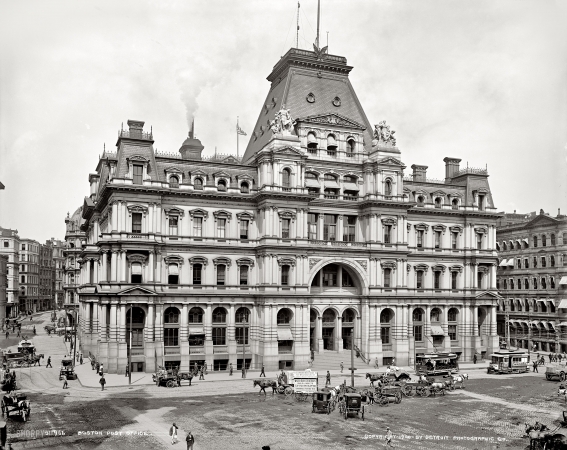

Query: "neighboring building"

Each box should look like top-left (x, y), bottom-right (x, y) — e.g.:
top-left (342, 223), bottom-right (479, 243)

top-left (19, 239), bottom-right (40, 313)
top-left (50, 239), bottom-right (66, 309)
top-left (0, 255), bottom-right (7, 324)
top-left (496, 209), bottom-right (567, 352)
top-left (63, 208), bottom-right (84, 320)
top-left (0, 227), bottom-right (20, 317)
top-left (73, 45), bottom-right (501, 374)
top-left (39, 242), bottom-right (54, 311)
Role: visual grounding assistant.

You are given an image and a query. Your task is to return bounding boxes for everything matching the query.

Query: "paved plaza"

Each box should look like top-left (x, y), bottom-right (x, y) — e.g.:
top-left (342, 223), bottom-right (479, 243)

top-left (3, 312), bottom-right (566, 449)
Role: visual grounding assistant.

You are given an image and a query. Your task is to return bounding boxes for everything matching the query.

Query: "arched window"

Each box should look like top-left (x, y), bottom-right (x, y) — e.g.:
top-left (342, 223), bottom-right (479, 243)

top-left (412, 308), bottom-right (424, 342)
top-left (240, 182), bottom-right (249, 193)
top-left (188, 307), bottom-right (204, 323)
top-left (164, 307), bottom-right (179, 324)
top-left (542, 278), bottom-right (547, 289)
top-left (282, 169), bottom-right (291, 188)
top-left (533, 235), bottom-right (538, 247)
top-left (307, 132), bottom-right (318, 153)
top-left (551, 277), bottom-right (556, 289)
top-left (194, 178), bottom-right (203, 190)
top-left (452, 198), bottom-right (459, 210)
top-left (235, 307), bottom-right (250, 344)
top-left (163, 307), bottom-right (179, 347)
top-left (502, 242), bottom-right (507, 251)
top-left (326, 134), bottom-right (337, 155)
top-left (168, 264), bottom-right (179, 285)
top-left (430, 308), bottom-right (441, 322)
top-left (169, 175), bottom-right (179, 188)
top-left (551, 234), bottom-right (556, 246)
top-left (305, 172), bottom-right (318, 180)
top-left (342, 308), bottom-right (356, 323)
top-left (417, 195), bottom-right (425, 207)
top-left (346, 139), bottom-right (355, 156)
top-left (278, 308), bottom-right (293, 324)
top-left (217, 179), bottom-right (227, 191)
top-left (212, 307), bottom-right (227, 323)
top-left (235, 307), bottom-right (249, 323)
top-left (542, 235), bottom-right (547, 247)
top-left (533, 278), bottom-right (538, 289)
top-left (510, 279), bottom-right (514, 290)
top-left (385, 180), bottom-right (392, 196)
top-left (524, 278), bottom-right (528, 289)
top-left (434, 197), bottom-right (442, 208)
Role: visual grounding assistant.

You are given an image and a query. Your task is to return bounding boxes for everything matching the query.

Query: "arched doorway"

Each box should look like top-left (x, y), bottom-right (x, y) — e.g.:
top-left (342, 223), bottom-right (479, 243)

top-left (342, 308), bottom-right (356, 350)
top-left (310, 262), bottom-right (362, 295)
top-left (126, 307), bottom-right (145, 372)
top-left (322, 309), bottom-right (336, 350)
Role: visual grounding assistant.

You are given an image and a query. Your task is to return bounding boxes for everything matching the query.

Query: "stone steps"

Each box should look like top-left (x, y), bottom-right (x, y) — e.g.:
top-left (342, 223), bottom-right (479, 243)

top-left (311, 350), bottom-right (369, 372)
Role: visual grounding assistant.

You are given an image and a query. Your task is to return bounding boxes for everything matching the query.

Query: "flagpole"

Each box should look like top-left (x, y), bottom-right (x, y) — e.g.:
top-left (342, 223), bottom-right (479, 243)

top-left (237, 116), bottom-right (239, 159)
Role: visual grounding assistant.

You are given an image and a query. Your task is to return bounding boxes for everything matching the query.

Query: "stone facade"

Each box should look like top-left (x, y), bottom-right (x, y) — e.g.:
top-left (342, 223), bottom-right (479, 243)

top-left (74, 47), bottom-right (501, 374)
top-left (496, 210), bottom-right (567, 352)
top-left (19, 239), bottom-right (40, 314)
top-left (0, 227), bottom-right (20, 317)
top-left (63, 208), bottom-right (85, 320)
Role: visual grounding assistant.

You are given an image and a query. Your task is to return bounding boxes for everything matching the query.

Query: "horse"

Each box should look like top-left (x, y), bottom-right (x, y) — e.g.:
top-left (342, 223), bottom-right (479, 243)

top-left (450, 374), bottom-right (466, 389)
top-left (30, 354), bottom-right (44, 367)
top-left (253, 379), bottom-right (277, 395)
top-left (366, 373), bottom-right (382, 387)
top-left (429, 382), bottom-right (446, 396)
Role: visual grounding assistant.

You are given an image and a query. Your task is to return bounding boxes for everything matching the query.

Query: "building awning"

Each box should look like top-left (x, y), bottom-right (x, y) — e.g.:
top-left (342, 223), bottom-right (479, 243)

top-left (548, 322), bottom-right (556, 329)
top-left (498, 259), bottom-right (508, 267)
top-left (324, 180), bottom-right (340, 189)
top-left (523, 238), bottom-right (528, 244)
top-left (277, 327), bottom-right (293, 341)
top-left (506, 259), bottom-right (515, 267)
top-left (560, 277), bottom-right (567, 286)
top-left (305, 178), bottom-right (320, 188)
top-left (188, 326), bottom-right (205, 335)
top-left (168, 264), bottom-right (179, 275)
top-left (430, 325), bottom-right (444, 336)
top-left (558, 299), bottom-right (567, 309)
top-left (307, 133), bottom-right (317, 144)
top-left (559, 322), bottom-right (567, 327)
top-left (343, 182), bottom-right (359, 191)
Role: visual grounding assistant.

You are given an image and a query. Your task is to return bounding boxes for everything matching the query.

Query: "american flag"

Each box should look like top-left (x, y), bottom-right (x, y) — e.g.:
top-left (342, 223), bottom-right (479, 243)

top-left (236, 124), bottom-right (247, 136)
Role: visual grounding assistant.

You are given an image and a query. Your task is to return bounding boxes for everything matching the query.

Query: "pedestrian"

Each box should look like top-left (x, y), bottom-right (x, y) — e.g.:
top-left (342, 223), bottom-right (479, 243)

top-left (473, 354), bottom-right (477, 364)
top-left (91, 359), bottom-right (95, 370)
top-left (229, 363), bottom-right (233, 376)
top-left (169, 423), bottom-right (178, 445)
top-left (46, 356), bottom-right (52, 368)
top-left (5, 331), bottom-right (8, 339)
top-left (385, 427), bottom-right (394, 447)
top-left (340, 361), bottom-right (344, 373)
top-left (16, 330), bottom-right (20, 338)
top-left (99, 363), bottom-right (104, 376)
top-left (186, 430), bottom-right (195, 450)
top-left (533, 361), bottom-right (538, 373)
top-left (99, 375), bottom-right (106, 391)
top-left (80, 354), bottom-right (83, 365)
top-left (325, 370), bottom-right (331, 386)
top-left (368, 390), bottom-right (375, 405)
top-left (374, 357), bottom-right (379, 369)
top-left (260, 365), bottom-right (266, 377)
top-left (47, 329), bottom-right (51, 336)
top-left (62, 374), bottom-right (68, 389)
top-left (70, 341), bottom-right (74, 351)
top-left (177, 374), bottom-right (181, 387)
top-left (199, 367), bottom-right (204, 380)
top-left (125, 365), bottom-right (129, 377)
top-left (33, 326), bottom-right (36, 335)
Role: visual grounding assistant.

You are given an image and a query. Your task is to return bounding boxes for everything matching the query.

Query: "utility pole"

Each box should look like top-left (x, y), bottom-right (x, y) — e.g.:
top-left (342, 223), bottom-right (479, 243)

top-left (348, 335), bottom-right (355, 388)
top-left (296, 2), bottom-right (300, 48)
top-left (72, 309), bottom-right (77, 368)
top-left (506, 312), bottom-right (510, 349)
top-left (316, 0), bottom-right (320, 48)
top-left (128, 304), bottom-right (132, 385)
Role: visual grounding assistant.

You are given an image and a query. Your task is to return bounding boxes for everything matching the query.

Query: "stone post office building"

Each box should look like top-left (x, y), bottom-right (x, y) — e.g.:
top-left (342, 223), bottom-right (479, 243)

top-left (73, 46), bottom-right (501, 374)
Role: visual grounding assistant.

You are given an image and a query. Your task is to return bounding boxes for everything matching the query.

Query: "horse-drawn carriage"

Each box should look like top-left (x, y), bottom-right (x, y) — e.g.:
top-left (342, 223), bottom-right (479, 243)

top-left (153, 367), bottom-right (193, 387)
top-left (17, 339), bottom-right (35, 356)
top-left (59, 358), bottom-right (76, 380)
top-left (312, 390), bottom-right (336, 414)
top-left (1, 393), bottom-right (31, 421)
top-left (366, 370), bottom-right (411, 387)
top-left (546, 365), bottom-right (567, 382)
top-left (339, 393), bottom-right (365, 420)
top-left (487, 349), bottom-right (529, 375)
top-left (375, 384), bottom-right (403, 406)
top-left (0, 371), bottom-right (17, 392)
top-left (402, 375), bottom-right (452, 397)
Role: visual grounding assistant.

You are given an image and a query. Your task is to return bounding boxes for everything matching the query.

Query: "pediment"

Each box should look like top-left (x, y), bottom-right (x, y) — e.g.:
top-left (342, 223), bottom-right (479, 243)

top-left (525, 215), bottom-right (559, 229)
top-left (377, 157), bottom-right (405, 167)
top-left (117, 286), bottom-right (157, 296)
top-left (298, 113), bottom-right (366, 130)
top-left (213, 171), bottom-right (231, 178)
top-left (190, 169), bottom-right (207, 176)
top-left (273, 146), bottom-right (304, 157)
top-left (219, 155), bottom-right (239, 164)
top-left (475, 291), bottom-right (503, 301)
top-left (164, 166), bottom-right (183, 173)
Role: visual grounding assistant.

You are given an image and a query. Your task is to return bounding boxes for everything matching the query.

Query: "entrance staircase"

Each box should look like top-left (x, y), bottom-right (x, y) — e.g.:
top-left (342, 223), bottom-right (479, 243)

top-left (311, 350), bottom-right (368, 372)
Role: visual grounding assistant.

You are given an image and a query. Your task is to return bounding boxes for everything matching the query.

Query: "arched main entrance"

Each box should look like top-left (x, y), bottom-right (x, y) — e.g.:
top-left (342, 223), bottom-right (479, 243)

top-left (322, 309), bottom-right (336, 350)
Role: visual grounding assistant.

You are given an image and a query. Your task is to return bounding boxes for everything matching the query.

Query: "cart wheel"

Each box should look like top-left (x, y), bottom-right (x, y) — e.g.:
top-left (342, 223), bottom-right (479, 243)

top-left (379, 396), bottom-right (388, 407)
top-left (284, 387), bottom-right (293, 396)
top-left (546, 374), bottom-right (551, 381)
top-left (166, 380), bottom-right (175, 388)
top-left (277, 386), bottom-right (285, 395)
top-left (421, 388), bottom-right (431, 398)
top-left (403, 385), bottom-right (414, 397)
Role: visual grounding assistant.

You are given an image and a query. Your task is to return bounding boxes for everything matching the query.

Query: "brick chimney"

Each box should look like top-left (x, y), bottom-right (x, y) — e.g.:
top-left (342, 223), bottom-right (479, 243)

top-left (443, 157), bottom-right (461, 181)
top-left (411, 164), bottom-right (428, 182)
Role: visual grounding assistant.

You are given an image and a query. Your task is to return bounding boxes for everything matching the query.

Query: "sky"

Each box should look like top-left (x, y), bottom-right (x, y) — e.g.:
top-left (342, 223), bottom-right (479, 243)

top-left (1, 0), bottom-right (566, 242)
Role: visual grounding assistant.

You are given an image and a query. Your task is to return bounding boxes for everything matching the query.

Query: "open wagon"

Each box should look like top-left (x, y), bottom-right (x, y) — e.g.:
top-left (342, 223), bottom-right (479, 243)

top-left (375, 384), bottom-right (402, 406)
top-left (1, 393), bottom-right (31, 421)
top-left (59, 358), bottom-right (76, 380)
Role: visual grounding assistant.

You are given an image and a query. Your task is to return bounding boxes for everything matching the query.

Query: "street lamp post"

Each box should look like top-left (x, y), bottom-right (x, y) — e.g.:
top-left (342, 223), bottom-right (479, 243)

top-left (128, 303), bottom-right (132, 385)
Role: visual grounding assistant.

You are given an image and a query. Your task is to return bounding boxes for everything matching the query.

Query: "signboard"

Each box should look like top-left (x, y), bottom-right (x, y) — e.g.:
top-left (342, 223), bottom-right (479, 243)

top-left (287, 370), bottom-right (318, 394)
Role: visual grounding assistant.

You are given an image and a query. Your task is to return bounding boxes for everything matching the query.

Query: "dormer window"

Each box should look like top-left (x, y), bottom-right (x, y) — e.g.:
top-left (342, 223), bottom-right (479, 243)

top-left (417, 195), bottom-right (425, 207)
top-left (217, 180), bottom-right (227, 191)
top-left (452, 199), bottom-right (459, 210)
top-left (434, 197), bottom-right (442, 208)
top-left (307, 132), bottom-right (318, 154)
top-left (169, 175), bottom-right (179, 188)
top-left (326, 134), bottom-right (337, 156)
top-left (478, 194), bottom-right (485, 211)
top-left (133, 164), bottom-right (143, 185)
top-left (240, 182), bottom-right (249, 194)
top-left (194, 177), bottom-right (203, 190)
top-left (346, 138), bottom-right (355, 156)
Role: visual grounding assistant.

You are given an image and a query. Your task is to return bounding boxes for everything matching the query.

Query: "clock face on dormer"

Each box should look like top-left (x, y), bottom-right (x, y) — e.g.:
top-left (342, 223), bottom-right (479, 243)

top-left (332, 97), bottom-right (341, 107)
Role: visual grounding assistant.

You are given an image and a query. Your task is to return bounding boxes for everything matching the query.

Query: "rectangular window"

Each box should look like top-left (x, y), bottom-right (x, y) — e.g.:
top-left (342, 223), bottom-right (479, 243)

top-left (168, 264), bottom-right (179, 285)
top-left (240, 220), bottom-right (249, 239)
top-left (164, 328), bottom-right (179, 346)
top-left (308, 213), bottom-right (318, 240)
top-left (281, 265), bottom-right (290, 285)
top-left (381, 327), bottom-right (390, 344)
top-left (448, 325), bottom-right (457, 341)
top-left (477, 272), bottom-right (483, 289)
top-left (217, 265), bottom-right (226, 285)
top-left (133, 164), bottom-right (143, 185)
top-left (413, 325), bottom-right (423, 342)
top-left (343, 216), bottom-right (356, 242)
top-left (193, 264), bottom-right (202, 285)
top-left (323, 214), bottom-right (337, 241)
top-left (235, 327), bottom-right (249, 345)
top-left (533, 257), bottom-right (537, 268)
top-left (169, 216), bottom-right (178, 236)
top-left (193, 217), bottom-right (203, 237)
top-left (212, 327), bottom-right (226, 345)
top-left (240, 265), bottom-right (248, 285)
top-left (384, 268), bottom-right (391, 288)
top-left (435, 231), bottom-right (441, 249)
top-left (417, 230), bottom-right (424, 248)
top-left (384, 225), bottom-right (392, 244)
top-left (282, 219), bottom-right (290, 239)
top-left (132, 213), bottom-right (142, 233)
top-left (129, 329), bottom-right (144, 347)
top-left (541, 257), bottom-right (546, 268)
top-left (416, 271), bottom-right (423, 289)
top-left (217, 218), bottom-right (226, 238)
top-left (476, 234), bottom-right (482, 250)
top-left (434, 271), bottom-right (441, 289)
top-left (451, 271), bottom-right (458, 289)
